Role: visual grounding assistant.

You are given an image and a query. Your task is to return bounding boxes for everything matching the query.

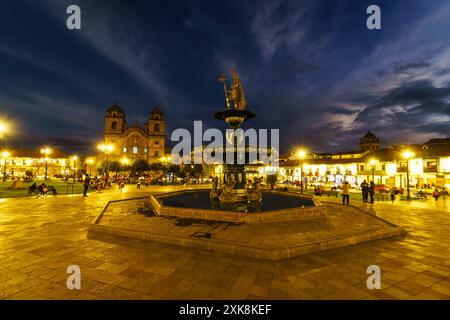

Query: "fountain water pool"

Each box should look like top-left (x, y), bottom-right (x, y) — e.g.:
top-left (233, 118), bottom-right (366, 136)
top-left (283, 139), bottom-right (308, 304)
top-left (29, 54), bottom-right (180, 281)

top-left (160, 190), bottom-right (315, 212)
top-left (150, 189), bottom-right (326, 224)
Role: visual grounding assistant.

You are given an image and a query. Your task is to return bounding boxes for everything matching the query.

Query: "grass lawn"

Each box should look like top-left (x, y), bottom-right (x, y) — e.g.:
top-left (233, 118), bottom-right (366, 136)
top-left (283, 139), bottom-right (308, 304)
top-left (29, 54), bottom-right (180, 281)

top-left (0, 180), bottom-right (84, 198)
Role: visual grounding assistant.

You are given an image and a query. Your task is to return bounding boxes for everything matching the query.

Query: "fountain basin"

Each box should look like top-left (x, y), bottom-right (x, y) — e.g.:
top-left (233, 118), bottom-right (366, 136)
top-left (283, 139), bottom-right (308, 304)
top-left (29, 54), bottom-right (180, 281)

top-left (150, 189), bottom-right (326, 223)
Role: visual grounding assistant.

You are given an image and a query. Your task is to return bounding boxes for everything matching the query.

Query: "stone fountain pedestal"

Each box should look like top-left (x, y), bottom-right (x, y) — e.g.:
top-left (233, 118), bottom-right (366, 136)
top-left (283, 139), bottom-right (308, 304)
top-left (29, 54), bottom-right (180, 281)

top-left (212, 108), bottom-right (257, 203)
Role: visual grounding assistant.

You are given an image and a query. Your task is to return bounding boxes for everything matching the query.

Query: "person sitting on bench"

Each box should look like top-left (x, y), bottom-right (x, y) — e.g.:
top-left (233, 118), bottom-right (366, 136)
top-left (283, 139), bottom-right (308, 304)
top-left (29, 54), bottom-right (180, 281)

top-left (38, 183), bottom-right (48, 197)
top-left (28, 183), bottom-right (38, 196)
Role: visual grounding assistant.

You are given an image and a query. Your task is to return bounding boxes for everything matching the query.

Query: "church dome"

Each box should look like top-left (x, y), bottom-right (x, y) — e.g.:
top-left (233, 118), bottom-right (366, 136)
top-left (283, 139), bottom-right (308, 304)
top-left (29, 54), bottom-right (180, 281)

top-left (359, 130), bottom-right (380, 151)
top-left (362, 130), bottom-right (377, 141)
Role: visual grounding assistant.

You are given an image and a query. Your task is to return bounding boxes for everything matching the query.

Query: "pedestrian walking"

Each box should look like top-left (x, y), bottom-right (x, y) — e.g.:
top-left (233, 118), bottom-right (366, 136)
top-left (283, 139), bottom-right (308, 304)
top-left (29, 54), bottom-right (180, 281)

top-left (441, 187), bottom-right (448, 201)
top-left (369, 181), bottom-right (375, 204)
top-left (137, 180), bottom-right (141, 189)
top-left (390, 189), bottom-right (396, 203)
top-left (360, 180), bottom-right (369, 202)
top-left (341, 181), bottom-right (350, 205)
top-left (118, 179), bottom-right (124, 192)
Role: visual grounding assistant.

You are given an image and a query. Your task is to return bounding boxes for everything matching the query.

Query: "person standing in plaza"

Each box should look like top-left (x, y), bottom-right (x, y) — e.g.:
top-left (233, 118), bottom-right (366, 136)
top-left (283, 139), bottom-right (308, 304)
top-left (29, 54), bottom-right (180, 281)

top-left (118, 178), bottom-right (124, 193)
top-left (440, 187), bottom-right (448, 201)
top-left (341, 181), bottom-right (350, 205)
top-left (82, 175), bottom-right (90, 197)
top-left (360, 180), bottom-right (369, 202)
top-left (369, 181), bottom-right (375, 204)
top-left (432, 189), bottom-right (441, 201)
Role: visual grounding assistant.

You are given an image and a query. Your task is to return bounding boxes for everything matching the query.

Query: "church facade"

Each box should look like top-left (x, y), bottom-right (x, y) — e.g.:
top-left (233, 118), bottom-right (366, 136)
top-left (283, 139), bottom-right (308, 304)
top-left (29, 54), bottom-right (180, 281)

top-left (100, 104), bottom-right (166, 163)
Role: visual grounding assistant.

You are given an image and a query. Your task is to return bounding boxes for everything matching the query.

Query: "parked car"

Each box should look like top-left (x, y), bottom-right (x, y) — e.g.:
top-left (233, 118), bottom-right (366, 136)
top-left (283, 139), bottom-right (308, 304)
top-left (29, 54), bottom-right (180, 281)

top-left (374, 184), bottom-right (392, 193)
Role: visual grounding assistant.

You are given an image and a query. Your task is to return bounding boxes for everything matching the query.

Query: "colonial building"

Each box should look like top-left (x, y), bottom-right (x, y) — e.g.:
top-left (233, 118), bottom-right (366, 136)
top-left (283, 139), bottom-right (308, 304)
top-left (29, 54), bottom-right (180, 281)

top-left (1, 147), bottom-right (74, 179)
top-left (100, 104), bottom-right (166, 163)
top-left (277, 131), bottom-right (450, 189)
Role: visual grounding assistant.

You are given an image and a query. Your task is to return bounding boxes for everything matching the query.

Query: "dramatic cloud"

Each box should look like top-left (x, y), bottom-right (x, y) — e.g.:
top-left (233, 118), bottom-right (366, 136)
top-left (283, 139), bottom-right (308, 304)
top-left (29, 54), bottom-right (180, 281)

top-left (0, 0), bottom-right (449, 154)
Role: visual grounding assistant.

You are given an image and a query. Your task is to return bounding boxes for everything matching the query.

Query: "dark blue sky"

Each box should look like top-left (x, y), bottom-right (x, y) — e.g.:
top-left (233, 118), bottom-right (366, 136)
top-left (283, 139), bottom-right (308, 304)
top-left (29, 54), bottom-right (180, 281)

top-left (0, 0), bottom-right (449, 155)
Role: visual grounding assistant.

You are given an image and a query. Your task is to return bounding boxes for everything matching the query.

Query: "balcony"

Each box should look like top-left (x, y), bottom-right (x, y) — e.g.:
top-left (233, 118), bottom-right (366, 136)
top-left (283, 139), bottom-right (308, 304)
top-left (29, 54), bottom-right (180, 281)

top-left (423, 165), bottom-right (438, 173)
top-left (396, 167), bottom-right (408, 173)
top-left (357, 170), bottom-right (385, 176)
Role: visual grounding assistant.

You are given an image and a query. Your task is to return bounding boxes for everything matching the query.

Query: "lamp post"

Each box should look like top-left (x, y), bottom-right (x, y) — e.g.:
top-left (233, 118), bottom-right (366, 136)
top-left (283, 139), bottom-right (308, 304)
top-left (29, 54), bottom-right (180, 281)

top-left (0, 122), bottom-right (8, 182)
top-left (402, 150), bottom-right (415, 201)
top-left (40, 147), bottom-right (52, 181)
top-left (86, 158), bottom-right (94, 177)
top-left (71, 155), bottom-right (78, 183)
top-left (97, 144), bottom-right (114, 185)
top-left (2, 150), bottom-right (10, 182)
top-left (0, 122), bottom-right (6, 138)
top-left (369, 159), bottom-right (376, 183)
top-left (297, 150), bottom-right (306, 193)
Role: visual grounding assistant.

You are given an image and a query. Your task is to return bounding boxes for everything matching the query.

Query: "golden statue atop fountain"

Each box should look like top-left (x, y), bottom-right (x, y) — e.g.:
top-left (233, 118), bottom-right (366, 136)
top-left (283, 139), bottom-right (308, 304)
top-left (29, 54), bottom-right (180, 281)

top-left (219, 68), bottom-right (247, 110)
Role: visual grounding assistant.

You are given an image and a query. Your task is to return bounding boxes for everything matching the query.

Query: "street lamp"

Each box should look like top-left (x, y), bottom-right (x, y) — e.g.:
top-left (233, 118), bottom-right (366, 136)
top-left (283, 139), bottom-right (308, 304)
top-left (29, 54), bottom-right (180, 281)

top-left (71, 155), bottom-right (78, 183)
top-left (0, 122), bottom-right (9, 182)
top-left (2, 150), bottom-right (10, 182)
top-left (97, 143), bottom-right (114, 185)
top-left (40, 147), bottom-right (52, 181)
top-left (86, 158), bottom-right (94, 177)
top-left (402, 150), bottom-right (415, 201)
top-left (0, 122), bottom-right (7, 138)
top-left (369, 158), bottom-right (376, 183)
top-left (297, 149), bottom-right (307, 193)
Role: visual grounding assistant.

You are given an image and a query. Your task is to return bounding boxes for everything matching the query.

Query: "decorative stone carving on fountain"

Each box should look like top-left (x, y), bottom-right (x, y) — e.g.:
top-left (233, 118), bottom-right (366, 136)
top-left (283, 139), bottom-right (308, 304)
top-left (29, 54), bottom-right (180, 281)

top-left (218, 178), bottom-right (237, 203)
top-left (209, 177), bottom-right (221, 199)
top-left (247, 177), bottom-right (263, 202)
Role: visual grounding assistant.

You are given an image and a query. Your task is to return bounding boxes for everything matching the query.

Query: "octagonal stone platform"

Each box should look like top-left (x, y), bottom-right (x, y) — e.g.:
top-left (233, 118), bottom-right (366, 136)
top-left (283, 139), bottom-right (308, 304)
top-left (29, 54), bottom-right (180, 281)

top-left (89, 195), bottom-right (406, 260)
top-left (150, 189), bottom-right (326, 223)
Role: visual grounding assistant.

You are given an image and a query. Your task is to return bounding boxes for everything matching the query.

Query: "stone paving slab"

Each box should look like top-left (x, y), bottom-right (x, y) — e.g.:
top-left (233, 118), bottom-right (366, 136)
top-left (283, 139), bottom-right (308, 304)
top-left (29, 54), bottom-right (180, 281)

top-left (91, 198), bottom-right (405, 260)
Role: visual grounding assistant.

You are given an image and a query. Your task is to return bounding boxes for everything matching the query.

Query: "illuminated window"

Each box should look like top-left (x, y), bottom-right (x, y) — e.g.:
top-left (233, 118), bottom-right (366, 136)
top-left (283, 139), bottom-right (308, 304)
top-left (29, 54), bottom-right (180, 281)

top-left (133, 147), bottom-right (138, 154)
top-left (144, 148), bottom-right (148, 153)
top-left (123, 147), bottom-right (127, 153)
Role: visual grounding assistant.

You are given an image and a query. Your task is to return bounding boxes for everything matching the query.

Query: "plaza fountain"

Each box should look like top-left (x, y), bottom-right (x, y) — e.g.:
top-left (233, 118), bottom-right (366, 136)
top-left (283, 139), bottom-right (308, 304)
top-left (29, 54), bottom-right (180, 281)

top-left (150, 68), bottom-right (324, 218)
top-left (90, 69), bottom-right (405, 260)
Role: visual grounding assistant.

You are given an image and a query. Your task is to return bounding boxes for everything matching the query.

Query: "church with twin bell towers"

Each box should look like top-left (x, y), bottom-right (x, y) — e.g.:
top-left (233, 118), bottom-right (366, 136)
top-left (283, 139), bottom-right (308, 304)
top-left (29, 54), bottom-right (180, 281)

top-left (101, 104), bottom-right (166, 163)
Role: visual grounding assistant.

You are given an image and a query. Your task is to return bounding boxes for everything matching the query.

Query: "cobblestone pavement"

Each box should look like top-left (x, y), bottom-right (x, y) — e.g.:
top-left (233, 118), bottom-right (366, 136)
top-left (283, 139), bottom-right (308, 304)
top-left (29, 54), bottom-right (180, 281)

top-left (0, 188), bottom-right (450, 300)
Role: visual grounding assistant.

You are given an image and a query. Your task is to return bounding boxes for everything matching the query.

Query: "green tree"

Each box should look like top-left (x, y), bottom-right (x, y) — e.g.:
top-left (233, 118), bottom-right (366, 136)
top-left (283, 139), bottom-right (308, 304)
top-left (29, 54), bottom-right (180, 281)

top-left (97, 161), bottom-right (107, 175)
top-left (24, 170), bottom-right (34, 182)
top-left (149, 161), bottom-right (165, 172)
top-left (186, 164), bottom-right (204, 180)
top-left (109, 161), bottom-right (122, 179)
top-left (167, 164), bottom-right (182, 182)
top-left (120, 163), bottom-right (131, 175)
top-left (131, 159), bottom-right (150, 177)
